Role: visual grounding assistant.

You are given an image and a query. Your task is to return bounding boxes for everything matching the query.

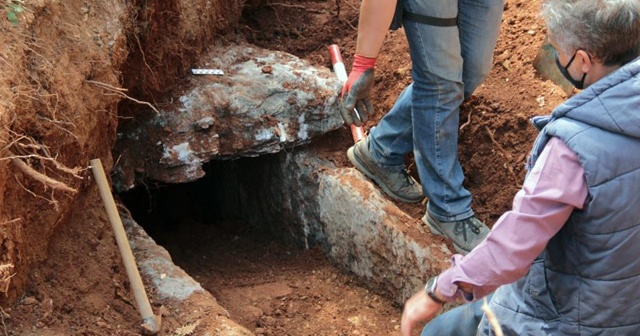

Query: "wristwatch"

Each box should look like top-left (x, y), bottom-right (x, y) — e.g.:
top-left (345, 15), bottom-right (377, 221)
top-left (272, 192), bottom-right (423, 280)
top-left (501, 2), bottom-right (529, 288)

top-left (425, 275), bottom-right (446, 305)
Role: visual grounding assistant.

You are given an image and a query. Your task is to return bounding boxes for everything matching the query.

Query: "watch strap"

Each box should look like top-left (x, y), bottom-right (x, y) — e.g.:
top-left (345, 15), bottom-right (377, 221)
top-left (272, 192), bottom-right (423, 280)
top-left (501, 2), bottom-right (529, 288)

top-left (425, 276), bottom-right (446, 305)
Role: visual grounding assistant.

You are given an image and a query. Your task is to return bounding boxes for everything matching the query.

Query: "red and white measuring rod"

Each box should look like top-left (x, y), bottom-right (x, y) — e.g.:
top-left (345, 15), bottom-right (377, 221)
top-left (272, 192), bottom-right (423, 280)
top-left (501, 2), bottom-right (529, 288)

top-left (328, 44), bottom-right (365, 143)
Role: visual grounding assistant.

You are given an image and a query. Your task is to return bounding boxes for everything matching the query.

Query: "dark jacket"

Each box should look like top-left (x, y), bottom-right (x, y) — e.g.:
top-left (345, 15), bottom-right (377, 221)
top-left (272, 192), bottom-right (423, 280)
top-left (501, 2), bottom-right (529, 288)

top-left (478, 57), bottom-right (640, 335)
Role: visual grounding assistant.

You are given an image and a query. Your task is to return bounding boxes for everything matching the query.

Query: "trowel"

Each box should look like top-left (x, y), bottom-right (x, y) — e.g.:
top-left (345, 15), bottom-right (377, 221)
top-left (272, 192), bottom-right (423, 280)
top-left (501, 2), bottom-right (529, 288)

top-left (533, 36), bottom-right (574, 95)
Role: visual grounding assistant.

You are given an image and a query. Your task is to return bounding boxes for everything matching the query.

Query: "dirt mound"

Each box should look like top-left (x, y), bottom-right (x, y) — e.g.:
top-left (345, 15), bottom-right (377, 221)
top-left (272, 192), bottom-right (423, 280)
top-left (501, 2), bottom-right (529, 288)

top-left (0, 0), bottom-right (246, 333)
top-left (0, 0), bottom-right (127, 302)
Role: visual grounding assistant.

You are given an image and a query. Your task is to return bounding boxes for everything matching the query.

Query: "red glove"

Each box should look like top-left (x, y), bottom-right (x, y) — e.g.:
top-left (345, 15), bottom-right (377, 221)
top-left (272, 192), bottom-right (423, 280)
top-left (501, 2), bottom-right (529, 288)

top-left (340, 54), bottom-right (376, 126)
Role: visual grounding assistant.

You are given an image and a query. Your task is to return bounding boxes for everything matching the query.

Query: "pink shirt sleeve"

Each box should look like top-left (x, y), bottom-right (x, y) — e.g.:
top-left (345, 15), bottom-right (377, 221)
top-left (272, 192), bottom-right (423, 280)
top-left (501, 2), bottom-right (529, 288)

top-left (437, 137), bottom-right (589, 301)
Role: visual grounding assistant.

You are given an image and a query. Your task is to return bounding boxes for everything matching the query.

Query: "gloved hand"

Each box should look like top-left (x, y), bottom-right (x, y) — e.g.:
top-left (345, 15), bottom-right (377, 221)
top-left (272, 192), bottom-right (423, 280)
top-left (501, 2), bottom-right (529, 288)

top-left (340, 54), bottom-right (376, 126)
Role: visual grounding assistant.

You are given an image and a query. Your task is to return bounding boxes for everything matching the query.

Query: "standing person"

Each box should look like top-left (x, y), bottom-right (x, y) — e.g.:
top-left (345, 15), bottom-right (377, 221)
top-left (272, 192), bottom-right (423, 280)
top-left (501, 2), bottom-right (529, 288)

top-left (340, 0), bottom-right (504, 254)
top-left (400, 0), bottom-right (640, 335)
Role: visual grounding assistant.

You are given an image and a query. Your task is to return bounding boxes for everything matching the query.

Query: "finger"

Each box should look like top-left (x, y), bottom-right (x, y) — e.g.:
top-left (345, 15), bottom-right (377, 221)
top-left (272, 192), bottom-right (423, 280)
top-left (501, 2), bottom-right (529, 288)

top-left (361, 98), bottom-right (372, 123)
top-left (353, 102), bottom-right (365, 126)
top-left (340, 82), bottom-right (350, 97)
top-left (342, 92), bottom-right (358, 125)
top-left (352, 113), bottom-right (362, 126)
top-left (340, 106), bottom-right (354, 126)
top-left (351, 105), bottom-right (363, 127)
top-left (356, 98), bottom-right (371, 123)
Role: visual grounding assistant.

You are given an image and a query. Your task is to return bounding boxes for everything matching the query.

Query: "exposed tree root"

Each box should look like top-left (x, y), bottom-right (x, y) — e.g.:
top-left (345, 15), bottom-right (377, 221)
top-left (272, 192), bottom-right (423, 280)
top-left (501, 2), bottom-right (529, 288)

top-left (14, 176), bottom-right (61, 211)
top-left (0, 307), bottom-right (7, 336)
top-left (484, 126), bottom-right (512, 161)
top-left (268, 2), bottom-right (324, 13)
top-left (11, 156), bottom-right (77, 194)
top-left (0, 264), bottom-right (15, 298)
top-left (460, 109), bottom-right (473, 132)
top-left (85, 79), bottom-right (160, 115)
top-left (484, 126), bottom-right (519, 182)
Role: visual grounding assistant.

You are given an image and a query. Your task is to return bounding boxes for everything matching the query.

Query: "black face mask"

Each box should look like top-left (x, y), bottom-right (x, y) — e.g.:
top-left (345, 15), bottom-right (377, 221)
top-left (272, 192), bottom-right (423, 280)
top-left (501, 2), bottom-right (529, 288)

top-left (554, 51), bottom-right (587, 90)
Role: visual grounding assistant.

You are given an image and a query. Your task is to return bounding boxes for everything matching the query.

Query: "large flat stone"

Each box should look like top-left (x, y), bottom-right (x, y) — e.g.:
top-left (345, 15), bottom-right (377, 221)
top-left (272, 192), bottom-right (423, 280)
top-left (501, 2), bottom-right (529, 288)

top-left (115, 43), bottom-right (343, 189)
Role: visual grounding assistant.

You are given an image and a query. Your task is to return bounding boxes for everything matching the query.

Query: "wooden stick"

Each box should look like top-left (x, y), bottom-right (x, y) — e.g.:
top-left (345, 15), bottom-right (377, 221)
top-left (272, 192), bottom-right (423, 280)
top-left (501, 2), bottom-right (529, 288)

top-left (90, 159), bottom-right (161, 333)
top-left (482, 297), bottom-right (504, 336)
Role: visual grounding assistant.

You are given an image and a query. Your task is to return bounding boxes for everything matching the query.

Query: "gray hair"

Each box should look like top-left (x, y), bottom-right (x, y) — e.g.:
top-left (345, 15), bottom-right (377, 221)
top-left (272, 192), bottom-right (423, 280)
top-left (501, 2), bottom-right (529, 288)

top-left (541, 0), bottom-right (640, 66)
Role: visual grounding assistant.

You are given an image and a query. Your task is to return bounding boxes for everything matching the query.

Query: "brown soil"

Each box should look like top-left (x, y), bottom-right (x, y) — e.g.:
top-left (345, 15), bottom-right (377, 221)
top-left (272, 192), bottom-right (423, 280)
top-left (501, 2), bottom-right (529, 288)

top-left (1, 0), bottom-right (568, 335)
top-left (150, 220), bottom-right (405, 336)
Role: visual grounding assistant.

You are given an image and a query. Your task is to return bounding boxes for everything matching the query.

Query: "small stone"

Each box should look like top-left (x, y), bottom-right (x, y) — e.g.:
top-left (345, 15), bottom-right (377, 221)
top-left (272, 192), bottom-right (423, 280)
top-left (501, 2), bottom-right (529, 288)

top-left (495, 50), bottom-right (510, 63)
top-left (394, 67), bottom-right (410, 76)
top-left (21, 297), bottom-right (37, 306)
top-left (194, 117), bottom-right (214, 130)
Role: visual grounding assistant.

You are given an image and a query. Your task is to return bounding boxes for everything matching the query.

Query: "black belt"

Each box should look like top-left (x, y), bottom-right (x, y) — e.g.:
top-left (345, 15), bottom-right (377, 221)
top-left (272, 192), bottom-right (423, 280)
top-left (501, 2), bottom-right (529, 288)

top-left (403, 10), bottom-right (458, 27)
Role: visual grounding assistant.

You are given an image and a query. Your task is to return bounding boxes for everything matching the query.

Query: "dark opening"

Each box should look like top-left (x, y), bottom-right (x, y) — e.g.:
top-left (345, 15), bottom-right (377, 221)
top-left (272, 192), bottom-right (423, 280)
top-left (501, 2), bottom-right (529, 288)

top-left (118, 155), bottom-right (403, 335)
top-left (120, 157), bottom-right (266, 240)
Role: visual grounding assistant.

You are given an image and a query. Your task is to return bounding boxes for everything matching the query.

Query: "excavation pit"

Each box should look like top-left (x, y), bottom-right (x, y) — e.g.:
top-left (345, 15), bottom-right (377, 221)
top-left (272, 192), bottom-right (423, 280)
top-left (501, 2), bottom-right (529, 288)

top-left (120, 155), bottom-right (413, 334)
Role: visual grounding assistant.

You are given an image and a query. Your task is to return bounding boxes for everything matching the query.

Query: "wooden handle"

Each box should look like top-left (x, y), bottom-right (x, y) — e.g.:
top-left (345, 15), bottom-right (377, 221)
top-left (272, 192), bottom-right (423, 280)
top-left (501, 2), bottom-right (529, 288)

top-left (90, 158), bottom-right (161, 333)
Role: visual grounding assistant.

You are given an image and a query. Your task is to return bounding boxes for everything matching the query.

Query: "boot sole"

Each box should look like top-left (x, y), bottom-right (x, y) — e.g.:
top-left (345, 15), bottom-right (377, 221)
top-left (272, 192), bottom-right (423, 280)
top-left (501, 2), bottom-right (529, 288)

top-left (422, 214), bottom-right (469, 255)
top-left (347, 146), bottom-right (423, 204)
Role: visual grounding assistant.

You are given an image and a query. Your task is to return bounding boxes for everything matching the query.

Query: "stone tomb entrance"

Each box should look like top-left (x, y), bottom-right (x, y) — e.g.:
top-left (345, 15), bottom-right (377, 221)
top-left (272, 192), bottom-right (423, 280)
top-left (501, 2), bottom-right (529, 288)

top-left (120, 149), bottom-right (452, 335)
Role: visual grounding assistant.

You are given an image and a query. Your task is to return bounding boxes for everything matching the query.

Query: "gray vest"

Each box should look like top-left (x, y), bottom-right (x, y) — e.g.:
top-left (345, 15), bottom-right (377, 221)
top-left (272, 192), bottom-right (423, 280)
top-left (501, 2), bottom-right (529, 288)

top-left (478, 57), bottom-right (640, 335)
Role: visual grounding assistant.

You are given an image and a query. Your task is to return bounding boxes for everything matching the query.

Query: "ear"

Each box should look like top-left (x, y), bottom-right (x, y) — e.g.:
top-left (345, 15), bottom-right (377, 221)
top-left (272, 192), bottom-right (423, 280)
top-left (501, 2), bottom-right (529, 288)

top-left (576, 50), bottom-right (592, 72)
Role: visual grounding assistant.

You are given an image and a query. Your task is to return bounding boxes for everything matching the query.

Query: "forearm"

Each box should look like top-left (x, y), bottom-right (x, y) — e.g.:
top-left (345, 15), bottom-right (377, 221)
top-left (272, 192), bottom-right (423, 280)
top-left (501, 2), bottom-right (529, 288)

top-left (438, 138), bottom-right (588, 301)
top-left (355, 0), bottom-right (397, 58)
top-left (438, 208), bottom-right (567, 300)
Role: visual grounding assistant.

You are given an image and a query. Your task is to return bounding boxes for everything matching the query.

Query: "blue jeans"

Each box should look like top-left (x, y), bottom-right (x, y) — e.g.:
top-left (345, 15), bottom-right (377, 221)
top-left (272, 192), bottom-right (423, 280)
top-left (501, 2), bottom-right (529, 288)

top-left (421, 297), bottom-right (489, 336)
top-left (368, 0), bottom-right (503, 221)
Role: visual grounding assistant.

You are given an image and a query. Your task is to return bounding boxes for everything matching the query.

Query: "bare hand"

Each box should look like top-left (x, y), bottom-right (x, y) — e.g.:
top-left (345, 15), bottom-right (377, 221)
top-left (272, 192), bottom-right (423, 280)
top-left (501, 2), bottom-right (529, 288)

top-left (400, 290), bottom-right (442, 336)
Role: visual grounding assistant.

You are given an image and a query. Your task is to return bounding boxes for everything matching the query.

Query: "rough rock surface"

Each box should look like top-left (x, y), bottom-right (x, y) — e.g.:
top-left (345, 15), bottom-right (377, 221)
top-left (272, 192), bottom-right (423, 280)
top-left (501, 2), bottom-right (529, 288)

top-left (123, 212), bottom-right (253, 335)
top-left (189, 149), bottom-right (452, 304)
top-left (116, 44), bottom-right (344, 189)
top-left (318, 169), bottom-right (452, 303)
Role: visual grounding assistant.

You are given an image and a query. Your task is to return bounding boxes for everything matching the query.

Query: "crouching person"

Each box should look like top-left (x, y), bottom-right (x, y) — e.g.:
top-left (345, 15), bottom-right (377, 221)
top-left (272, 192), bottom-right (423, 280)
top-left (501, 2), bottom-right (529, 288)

top-left (400, 0), bottom-right (640, 335)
